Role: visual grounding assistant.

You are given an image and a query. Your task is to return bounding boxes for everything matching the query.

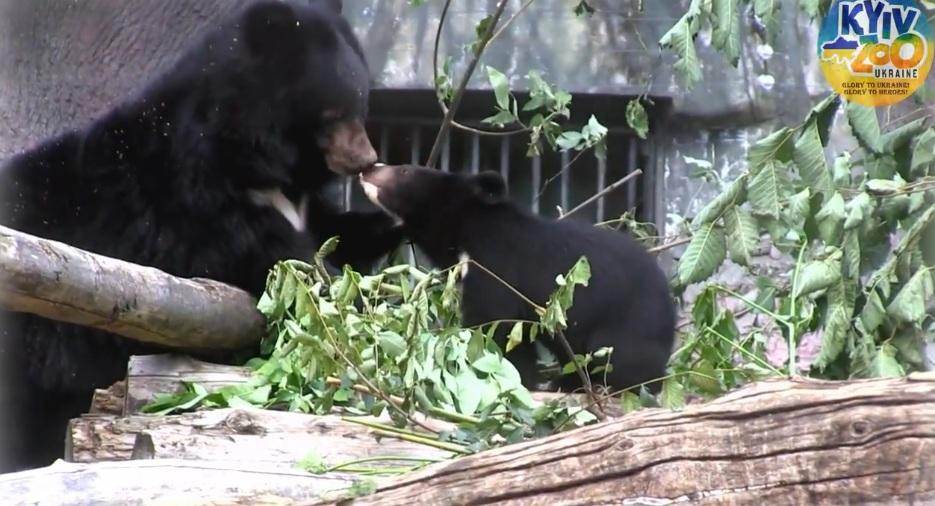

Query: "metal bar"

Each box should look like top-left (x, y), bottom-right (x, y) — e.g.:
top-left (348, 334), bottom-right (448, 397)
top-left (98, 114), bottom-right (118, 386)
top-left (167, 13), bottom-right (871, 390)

top-left (379, 124), bottom-right (389, 162)
top-left (441, 135), bottom-right (451, 172)
top-left (471, 132), bottom-right (480, 174)
top-left (344, 177), bottom-right (352, 211)
top-left (499, 136), bottom-right (510, 194)
top-left (410, 126), bottom-right (421, 165)
top-left (531, 154), bottom-right (541, 214)
top-left (627, 136), bottom-right (638, 215)
top-left (560, 150), bottom-right (570, 212)
top-left (596, 155), bottom-right (607, 222)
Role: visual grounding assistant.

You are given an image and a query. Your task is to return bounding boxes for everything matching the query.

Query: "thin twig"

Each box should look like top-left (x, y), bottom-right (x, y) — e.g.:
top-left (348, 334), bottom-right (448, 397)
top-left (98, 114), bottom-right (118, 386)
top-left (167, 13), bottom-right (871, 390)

top-left (465, 258), bottom-right (544, 311)
top-left (647, 236), bottom-right (691, 254)
top-left (537, 149), bottom-right (588, 199)
top-left (554, 330), bottom-right (607, 420)
top-left (427, 0), bottom-right (511, 167)
top-left (488, 0), bottom-right (536, 45)
top-left (431, 0), bottom-right (453, 100)
top-left (559, 169), bottom-right (643, 220)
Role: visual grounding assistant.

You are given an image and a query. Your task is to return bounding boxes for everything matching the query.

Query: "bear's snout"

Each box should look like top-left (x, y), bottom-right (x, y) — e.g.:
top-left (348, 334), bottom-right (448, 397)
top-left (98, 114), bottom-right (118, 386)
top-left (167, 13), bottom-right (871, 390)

top-left (321, 120), bottom-right (378, 175)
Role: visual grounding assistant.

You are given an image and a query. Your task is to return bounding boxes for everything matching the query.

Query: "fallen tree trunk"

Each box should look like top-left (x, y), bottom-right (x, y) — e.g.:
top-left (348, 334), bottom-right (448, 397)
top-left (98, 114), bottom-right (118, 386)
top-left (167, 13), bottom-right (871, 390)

top-left (9, 373), bottom-right (933, 504)
top-left (356, 372), bottom-right (935, 505)
top-left (0, 225), bottom-right (264, 350)
top-left (67, 408), bottom-right (454, 467)
top-left (0, 459), bottom-right (357, 506)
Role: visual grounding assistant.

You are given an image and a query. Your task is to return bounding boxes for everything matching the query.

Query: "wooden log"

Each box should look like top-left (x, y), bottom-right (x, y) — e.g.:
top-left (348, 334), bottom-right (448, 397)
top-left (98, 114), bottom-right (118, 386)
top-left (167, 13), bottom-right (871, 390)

top-left (0, 225), bottom-right (264, 350)
top-left (124, 354), bottom-right (253, 414)
top-left (0, 459), bottom-right (359, 506)
top-left (89, 381), bottom-right (127, 416)
top-left (66, 408), bottom-right (454, 467)
top-left (351, 373), bottom-right (935, 505)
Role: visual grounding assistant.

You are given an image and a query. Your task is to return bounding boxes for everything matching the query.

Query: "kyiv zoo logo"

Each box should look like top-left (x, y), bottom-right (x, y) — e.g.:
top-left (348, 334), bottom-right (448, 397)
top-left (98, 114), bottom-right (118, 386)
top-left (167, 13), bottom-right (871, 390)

top-left (818, 0), bottom-right (933, 107)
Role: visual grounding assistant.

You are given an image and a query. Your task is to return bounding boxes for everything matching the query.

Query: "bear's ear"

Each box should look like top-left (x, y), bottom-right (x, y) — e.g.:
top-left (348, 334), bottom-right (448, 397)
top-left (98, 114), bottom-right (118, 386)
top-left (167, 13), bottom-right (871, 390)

top-left (472, 171), bottom-right (507, 200)
top-left (243, 2), bottom-right (309, 58)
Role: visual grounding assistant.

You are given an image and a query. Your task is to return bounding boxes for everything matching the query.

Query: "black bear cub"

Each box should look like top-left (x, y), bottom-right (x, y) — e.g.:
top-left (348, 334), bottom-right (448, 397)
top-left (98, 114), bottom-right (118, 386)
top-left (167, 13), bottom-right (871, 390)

top-left (0, 1), bottom-right (401, 472)
top-left (360, 164), bottom-right (676, 393)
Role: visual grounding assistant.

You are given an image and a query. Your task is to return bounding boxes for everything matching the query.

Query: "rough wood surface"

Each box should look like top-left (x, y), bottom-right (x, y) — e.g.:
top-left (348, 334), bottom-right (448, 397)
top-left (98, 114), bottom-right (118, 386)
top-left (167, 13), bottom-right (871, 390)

top-left (350, 373), bottom-right (935, 506)
top-left (124, 354), bottom-right (254, 414)
top-left (0, 458), bottom-right (357, 506)
top-left (66, 408), bottom-right (454, 467)
top-left (89, 381), bottom-right (127, 415)
top-left (0, 225), bottom-right (264, 350)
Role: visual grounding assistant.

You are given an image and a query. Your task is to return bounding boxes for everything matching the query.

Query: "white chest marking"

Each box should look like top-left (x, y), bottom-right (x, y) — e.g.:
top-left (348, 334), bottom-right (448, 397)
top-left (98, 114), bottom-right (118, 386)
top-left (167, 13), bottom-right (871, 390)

top-left (458, 252), bottom-right (470, 278)
top-left (248, 188), bottom-right (308, 232)
top-left (360, 180), bottom-right (403, 225)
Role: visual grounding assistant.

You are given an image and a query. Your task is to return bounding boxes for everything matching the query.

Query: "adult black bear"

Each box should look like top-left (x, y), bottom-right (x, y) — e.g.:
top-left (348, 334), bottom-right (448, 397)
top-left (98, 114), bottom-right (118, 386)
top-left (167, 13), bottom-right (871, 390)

top-left (360, 164), bottom-right (676, 393)
top-left (0, 1), bottom-right (400, 472)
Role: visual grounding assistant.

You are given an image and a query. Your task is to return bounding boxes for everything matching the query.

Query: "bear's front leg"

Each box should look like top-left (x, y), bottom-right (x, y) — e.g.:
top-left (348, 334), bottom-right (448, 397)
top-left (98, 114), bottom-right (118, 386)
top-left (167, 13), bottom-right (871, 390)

top-left (306, 195), bottom-right (405, 273)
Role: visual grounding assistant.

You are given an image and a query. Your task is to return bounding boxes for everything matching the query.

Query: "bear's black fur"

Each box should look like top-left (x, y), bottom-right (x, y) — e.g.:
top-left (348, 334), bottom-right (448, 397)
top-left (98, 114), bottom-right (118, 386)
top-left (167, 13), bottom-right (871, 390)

top-left (360, 164), bottom-right (676, 393)
top-left (0, 0), bottom-right (401, 472)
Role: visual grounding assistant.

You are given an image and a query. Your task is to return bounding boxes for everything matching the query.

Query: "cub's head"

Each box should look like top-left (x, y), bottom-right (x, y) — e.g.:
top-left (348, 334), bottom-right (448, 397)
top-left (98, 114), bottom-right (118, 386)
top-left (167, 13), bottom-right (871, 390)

top-left (359, 164), bottom-right (507, 225)
top-left (185, 0), bottom-right (376, 184)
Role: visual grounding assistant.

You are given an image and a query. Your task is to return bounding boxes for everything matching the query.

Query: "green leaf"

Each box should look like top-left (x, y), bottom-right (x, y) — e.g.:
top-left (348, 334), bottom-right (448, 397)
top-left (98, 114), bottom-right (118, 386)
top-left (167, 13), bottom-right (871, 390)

top-left (472, 353), bottom-right (504, 375)
top-left (749, 159), bottom-right (786, 218)
top-left (794, 122), bottom-right (833, 196)
top-left (865, 179), bottom-right (904, 196)
top-left (910, 128), bottom-right (935, 174)
top-left (711, 0), bottom-right (742, 65)
top-left (870, 343), bottom-right (906, 378)
top-left (845, 102), bottom-right (882, 153)
top-left (659, 0), bottom-right (704, 90)
top-left (860, 290), bottom-right (887, 333)
top-left (723, 207), bottom-right (759, 266)
top-left (887, 268), bottom-right (935, 324)
top-left (832, 152), bottom-right (852, 186)
top-left (677, 224), bottom-right (727, 285)
top-left (619, 391), bottom-right (642, 413)
top-left (505, 322), bottom-right (524, 353)
top-left (486, 66), bottom-right (510, 111)
top-left (482, 110), bottom-right (517, 128)
top-left (814, 192), bottom-right (845, 244)
top-left (295, 452), bottom-right (327, 474)
top-left (812, 278), bottom-right (852, 369)
top-left (566, 256), bottom-right (592, 286)
top-left (785, 188), bottom-right (811, 226)
top-left (795, 254), bottom-right (842, 298)
top-left (660, 378), bottom-right (686, 410)
top-left (376, 331), bottom-right (407, 359)
top-left (881, 117), bottom-right (926, 152)
top-left (753, 0), bottom-right (781, 42)
top-left (453, 368), bottom-right (483, 415)
top-left (803, 94), bottom-right (840, 145)
top-left (748, 127), bottom-right (796, 173)
top-left (844, 193), bottom-right (873, 230)
top-left (555, 131), bottom-right (584, 151)
top-left (625, 99), bottom-right (649, 139)
top-left (842, 229), bottom-right (861, 280)
top-left (692, 175), bottom-right (747, 227)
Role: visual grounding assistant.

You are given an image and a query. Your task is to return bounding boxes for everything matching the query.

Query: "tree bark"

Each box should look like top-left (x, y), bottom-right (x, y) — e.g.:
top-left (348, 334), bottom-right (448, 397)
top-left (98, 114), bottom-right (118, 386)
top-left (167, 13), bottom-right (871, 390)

top-left (355, 373), bottom-right (935, 505)
top-left (0, 459), bottom-right (355, 506)
top-left (0, 225), bottom-right (264, 351)
top-left (67, 408), bottom-right (454, 467)
top-left (10, 373), bottom-right (933, 504)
